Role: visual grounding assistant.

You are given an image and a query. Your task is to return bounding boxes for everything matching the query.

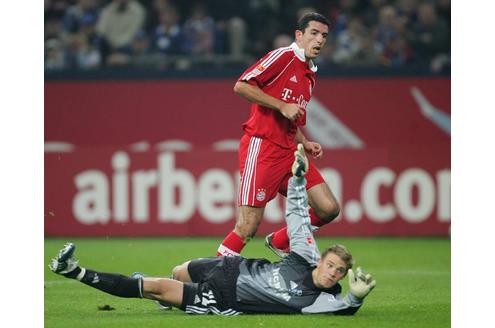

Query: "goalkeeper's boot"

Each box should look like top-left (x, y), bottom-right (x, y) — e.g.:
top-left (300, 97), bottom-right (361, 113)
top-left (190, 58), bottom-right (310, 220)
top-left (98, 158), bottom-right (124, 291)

top-left (265, 233), bottom-right (289, 259)
top-left (292, 143), bottom-right (308, 178)
top-left (49, 242), bottom-right (78, 275)
top-left (131, 272), bottom-right (172, 310)
top-left (155, 300), bottom-right (173, 310)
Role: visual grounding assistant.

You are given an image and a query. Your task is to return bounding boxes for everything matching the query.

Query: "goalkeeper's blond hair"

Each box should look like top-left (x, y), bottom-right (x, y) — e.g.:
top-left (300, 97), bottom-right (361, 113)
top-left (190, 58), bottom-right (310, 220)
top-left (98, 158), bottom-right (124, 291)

top-left (321, 244), bottom-right (354, 271)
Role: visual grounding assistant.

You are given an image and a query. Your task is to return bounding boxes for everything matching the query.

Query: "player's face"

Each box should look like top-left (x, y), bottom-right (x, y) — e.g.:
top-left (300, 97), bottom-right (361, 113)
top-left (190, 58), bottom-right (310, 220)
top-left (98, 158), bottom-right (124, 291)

top-left (295, 21), bottom-right (329, 60)
top-left (314, 253), bottom-right (347, 289)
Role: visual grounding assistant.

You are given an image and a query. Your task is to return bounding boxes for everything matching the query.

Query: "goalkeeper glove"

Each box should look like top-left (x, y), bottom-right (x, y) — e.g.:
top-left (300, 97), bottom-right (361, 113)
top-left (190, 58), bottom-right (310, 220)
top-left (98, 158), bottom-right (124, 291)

top-left (348, 267), bottom-right (376, 299)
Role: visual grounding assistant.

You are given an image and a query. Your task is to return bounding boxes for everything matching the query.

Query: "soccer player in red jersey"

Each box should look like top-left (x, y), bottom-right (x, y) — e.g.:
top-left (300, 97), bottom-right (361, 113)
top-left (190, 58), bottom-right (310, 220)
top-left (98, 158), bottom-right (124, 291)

top-left (217, 13), bottom-right (341, 257)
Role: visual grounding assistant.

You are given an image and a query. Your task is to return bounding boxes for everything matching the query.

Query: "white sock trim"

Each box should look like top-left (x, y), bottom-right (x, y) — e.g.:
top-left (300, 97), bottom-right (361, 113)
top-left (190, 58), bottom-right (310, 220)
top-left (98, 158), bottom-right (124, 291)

top-left (138, 278), bottom-right (144, 298)
top-left (217, 244), bottom-right (240, 257)
top-left (76, 268), bottom-right (86, 281)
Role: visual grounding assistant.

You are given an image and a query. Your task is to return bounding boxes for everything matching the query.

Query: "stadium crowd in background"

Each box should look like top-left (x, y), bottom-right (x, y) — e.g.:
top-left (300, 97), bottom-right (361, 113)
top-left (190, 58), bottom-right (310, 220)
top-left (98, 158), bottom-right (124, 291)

top-left (45, 0), bottom-right (450, 72)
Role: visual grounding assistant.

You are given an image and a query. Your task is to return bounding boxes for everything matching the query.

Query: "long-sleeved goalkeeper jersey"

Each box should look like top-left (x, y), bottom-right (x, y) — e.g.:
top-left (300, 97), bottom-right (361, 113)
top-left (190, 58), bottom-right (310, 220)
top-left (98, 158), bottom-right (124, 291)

top-left (233, 177), bottom-right (363, 314)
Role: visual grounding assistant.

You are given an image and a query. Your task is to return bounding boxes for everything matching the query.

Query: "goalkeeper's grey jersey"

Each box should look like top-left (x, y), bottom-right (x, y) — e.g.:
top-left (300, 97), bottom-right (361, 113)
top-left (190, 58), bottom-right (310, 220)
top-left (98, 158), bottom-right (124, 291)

top-left (234, 178), bottom-right (363, 314)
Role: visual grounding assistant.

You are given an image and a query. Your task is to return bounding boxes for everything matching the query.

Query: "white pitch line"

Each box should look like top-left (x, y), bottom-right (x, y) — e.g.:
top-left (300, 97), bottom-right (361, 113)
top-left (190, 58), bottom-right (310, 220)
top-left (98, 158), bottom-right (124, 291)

top-left (44, 280), bottom-right (78, 286)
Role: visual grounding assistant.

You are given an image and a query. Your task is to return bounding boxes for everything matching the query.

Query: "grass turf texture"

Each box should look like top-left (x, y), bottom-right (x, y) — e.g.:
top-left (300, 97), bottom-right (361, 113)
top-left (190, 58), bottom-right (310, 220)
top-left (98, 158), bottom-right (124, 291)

top-left (44, 237), bottom-right (450, 328)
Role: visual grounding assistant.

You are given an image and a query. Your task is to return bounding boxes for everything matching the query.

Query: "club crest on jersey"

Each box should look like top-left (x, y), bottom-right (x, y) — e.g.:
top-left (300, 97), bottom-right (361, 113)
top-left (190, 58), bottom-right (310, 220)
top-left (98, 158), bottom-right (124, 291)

top-left (256, 188), bottom-right (266, 201)
top-left (257, 64), bottom-right (265, 71)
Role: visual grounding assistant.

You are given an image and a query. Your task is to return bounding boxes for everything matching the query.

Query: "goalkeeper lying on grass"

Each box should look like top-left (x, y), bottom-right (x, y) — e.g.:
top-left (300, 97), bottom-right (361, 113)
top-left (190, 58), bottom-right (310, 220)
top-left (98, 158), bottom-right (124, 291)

top-left (50, 144), bottom-right (376, 315)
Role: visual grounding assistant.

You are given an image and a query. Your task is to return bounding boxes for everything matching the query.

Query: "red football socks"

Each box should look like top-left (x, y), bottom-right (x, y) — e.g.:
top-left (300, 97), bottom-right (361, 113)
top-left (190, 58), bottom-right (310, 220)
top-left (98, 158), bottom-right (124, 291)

top-left (217, 230), bottom-right (246, 256)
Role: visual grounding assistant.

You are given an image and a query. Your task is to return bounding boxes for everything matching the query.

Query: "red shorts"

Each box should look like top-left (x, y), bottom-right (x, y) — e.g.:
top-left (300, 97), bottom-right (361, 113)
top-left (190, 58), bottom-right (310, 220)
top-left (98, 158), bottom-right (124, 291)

top-left (238, 134), bottom-right (325, 207)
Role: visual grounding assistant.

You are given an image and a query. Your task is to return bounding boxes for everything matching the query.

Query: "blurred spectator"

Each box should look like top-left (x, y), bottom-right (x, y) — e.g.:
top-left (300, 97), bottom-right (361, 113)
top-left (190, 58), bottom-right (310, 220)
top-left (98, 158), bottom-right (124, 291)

top-left (381, 35), bottom-right (413, 66)
top-left (182, 2), bottom-right (216, 55)
top-left (132, 30), bottom-right (151, 55)
top-left (273, 33), bottom-right (292, 49)
top-left (45, 0), bottom-right (70, 21)
top-left (197, 1), bottom-right (248, 57)
top-left (430, 52), bottom-right (450, 73)
top-left (355, 32), bottom-right (380, 66)
top-left (333, 16), bottom-right (363, 64)
top-left (45, 38), bottom-right (66, 70)
top-left (329, 0), bottom-right (360, 37)
top-left (225, 16), bottom-right (247, 58)
top-left (361, 0), bottom-right (388, 28)
top-left (333, 16), bottom-right (379, 66)
top-left (96, 0), bottom-right (146, 63)
top-left (407, 2), bottom-right (449, 64)
top-left (146, 0), bottom-right (174, 29)
top-left (79, 12), bottom-right (104, 53)
top-left (62, 0), bottom-right (100, 34)
top-left (65, 32), bottom-right (102, 69)
top-left (374, 5), bottom-right (400, 46)
top-left (241, 0), bottom-right (282, 57)
top-left (63, 10), bottom-right (104, 70)
top-left (297, 6), bottom-right (317, 20)
top-left (395, 0), bottom-right (419, 33)
top-left (373, 5), bottom-right (412, 66)
top-left (152, 5), bottom-right (184, 55)
top-left (45, 1), bottom-right (69, 70)
top-left (130, 30), bottom-right (156, 67)
top-left (210, 16), bottom-right (248, 58)
top-left (435, 0), bottom-right (451, 25)
top-left (151, 0), bottom-right (173, 13)
top-left (45, 0), bottom-right (67, 40)
top-left (45, 16), bottom-right (64, 41)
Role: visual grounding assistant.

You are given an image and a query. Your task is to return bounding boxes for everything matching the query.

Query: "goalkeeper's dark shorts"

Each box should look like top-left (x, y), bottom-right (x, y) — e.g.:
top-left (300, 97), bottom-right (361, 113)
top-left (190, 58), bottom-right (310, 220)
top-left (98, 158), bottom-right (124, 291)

top-left (180, 256), bottom-right (243, 315)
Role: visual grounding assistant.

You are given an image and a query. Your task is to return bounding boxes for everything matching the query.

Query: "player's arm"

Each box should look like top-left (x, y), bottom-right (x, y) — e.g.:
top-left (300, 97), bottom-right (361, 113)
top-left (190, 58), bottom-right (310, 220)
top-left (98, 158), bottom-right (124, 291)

top-left (283, 145), bottom-right (320, 264)
top-left (285, 176), bottom-right (321, 265)
top-left (295, 128), bottom-right (323, 159)
top-left (234, 81), bottom-right (303, 121)
top-left (302, 267), bottom-right (376, 315)
top-left (301, 291), bottom-right (363, 315)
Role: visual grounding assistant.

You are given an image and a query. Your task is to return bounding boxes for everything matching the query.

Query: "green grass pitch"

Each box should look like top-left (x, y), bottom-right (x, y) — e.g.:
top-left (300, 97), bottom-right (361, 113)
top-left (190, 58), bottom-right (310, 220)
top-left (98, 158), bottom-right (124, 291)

top-left (44, 237), bottom-right (450, 328)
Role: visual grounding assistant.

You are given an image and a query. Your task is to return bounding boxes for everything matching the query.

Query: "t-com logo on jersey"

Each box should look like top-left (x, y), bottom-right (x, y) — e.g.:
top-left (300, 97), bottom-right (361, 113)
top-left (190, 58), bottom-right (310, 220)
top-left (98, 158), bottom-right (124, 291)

top-left (281, 88), bottom-right (293, 101)
top-left (281, 88), bottom-right (309, 110)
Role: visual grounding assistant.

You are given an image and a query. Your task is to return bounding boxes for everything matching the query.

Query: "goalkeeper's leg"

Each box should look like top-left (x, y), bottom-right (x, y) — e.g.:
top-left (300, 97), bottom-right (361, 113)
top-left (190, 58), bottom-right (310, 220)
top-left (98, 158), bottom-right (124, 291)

top-left (49, 243), bottom-right (184, 307)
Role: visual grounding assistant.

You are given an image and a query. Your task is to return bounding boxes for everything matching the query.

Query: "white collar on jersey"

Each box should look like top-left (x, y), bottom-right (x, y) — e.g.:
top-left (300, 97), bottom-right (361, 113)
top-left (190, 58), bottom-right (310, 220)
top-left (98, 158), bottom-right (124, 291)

top-left (289, 42), bottom-right (318, 73)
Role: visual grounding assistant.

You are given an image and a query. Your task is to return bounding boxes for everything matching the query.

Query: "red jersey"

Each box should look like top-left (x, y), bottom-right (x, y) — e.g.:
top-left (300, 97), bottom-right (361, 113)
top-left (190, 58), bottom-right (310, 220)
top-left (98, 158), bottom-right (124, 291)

top-left (238, 42), bottom-right (317, 149)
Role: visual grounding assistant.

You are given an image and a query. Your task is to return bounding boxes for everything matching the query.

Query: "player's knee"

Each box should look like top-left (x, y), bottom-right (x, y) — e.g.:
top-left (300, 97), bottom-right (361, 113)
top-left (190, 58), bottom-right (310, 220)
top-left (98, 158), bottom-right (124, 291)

top-left (172, 264), bottom-right (186, 281)
top-left (172, 266), bottom-right (180, 280)
top-left (142, 278), bottom-right (167, 299)
top-left (234, 222), bottom-right (258, 239)
top-left (320, 200), bottom-right (341, 222)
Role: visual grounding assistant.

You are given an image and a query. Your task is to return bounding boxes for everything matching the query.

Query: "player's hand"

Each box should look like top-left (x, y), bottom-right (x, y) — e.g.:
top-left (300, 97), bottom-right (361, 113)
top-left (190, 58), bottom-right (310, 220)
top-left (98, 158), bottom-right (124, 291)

top-left (280, 103), bottom-right (304, 121)
top-left (348, 267), bottom-right (376, 299)
top-left (303, 141), bottom-right (323, 159)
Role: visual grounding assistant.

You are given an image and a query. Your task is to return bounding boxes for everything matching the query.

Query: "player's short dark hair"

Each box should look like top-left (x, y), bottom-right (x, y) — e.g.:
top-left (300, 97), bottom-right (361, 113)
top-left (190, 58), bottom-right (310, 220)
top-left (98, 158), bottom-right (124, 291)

top-left (297, 13), bottom-right (331, 32)
top-left (321, 244), bottom-right (354, 271)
